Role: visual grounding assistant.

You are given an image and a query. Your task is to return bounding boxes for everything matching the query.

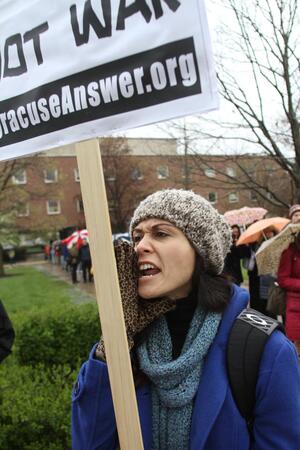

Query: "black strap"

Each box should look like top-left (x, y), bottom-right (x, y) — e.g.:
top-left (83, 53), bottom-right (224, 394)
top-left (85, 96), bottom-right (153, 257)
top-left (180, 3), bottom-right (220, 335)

top-left (227, 308), bottom-right (284, 432)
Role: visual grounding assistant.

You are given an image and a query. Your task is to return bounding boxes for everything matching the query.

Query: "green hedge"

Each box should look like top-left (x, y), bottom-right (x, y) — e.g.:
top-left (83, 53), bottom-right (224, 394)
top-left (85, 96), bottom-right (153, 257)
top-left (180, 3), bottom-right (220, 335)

top-left (0, 361), bottom-right (77, 450)
top-left (17, 303), bottom-right (100, 368)
top-left (0, 301), bottom-right (101, 449)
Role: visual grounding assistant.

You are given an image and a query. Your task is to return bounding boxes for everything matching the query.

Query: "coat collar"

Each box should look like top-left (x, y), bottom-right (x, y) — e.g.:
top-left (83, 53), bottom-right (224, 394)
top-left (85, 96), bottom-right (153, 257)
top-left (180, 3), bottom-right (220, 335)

top-left (136, 285), bottom-right (249, 450)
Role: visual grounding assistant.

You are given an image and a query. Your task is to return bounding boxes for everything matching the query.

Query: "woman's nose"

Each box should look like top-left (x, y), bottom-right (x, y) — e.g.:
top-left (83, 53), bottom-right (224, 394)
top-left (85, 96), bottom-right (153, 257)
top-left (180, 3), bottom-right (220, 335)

top-left (135, 235), bottom-right (152, 253)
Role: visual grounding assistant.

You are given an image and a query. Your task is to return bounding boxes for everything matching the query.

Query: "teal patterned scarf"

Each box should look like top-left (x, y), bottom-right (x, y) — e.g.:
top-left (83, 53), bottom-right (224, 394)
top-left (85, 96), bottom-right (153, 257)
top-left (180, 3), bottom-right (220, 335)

top-left (137, 306), bottom-right (221, 450)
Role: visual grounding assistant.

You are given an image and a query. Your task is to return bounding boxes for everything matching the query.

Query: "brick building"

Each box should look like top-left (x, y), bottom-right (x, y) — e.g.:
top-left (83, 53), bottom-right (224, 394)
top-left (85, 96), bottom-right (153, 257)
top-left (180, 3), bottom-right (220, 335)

top-left (1, 137), bottom-right (292, 239)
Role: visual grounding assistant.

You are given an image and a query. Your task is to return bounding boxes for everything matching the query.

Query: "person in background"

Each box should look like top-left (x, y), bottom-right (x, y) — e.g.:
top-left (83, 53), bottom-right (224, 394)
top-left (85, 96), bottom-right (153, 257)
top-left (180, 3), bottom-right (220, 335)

top-left (78, 238), bottom-right (93, 283)
top-left (248, 227), bottom-right (277, 316)
top-left (278, 204), bottom-right (300, 359)
top-left (289, 204), bottom-right (300, 225)
top-left (68, 243), bottom-right (79, 284)
top-left (72, 189), bottom-right (300, 450)
top-left (223, 224), bottom-right (250, 286)
top-left (61, 243), bottom-right (69, 271)
top-left (44, 242), bottom-right (51, 261)
top-left (0, 300), bottom-right (15, 363)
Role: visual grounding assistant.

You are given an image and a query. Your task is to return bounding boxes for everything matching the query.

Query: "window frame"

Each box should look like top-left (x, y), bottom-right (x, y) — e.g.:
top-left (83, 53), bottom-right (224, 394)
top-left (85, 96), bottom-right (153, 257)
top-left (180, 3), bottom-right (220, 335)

top-left (228, 191), bottom-right (239, 203)
top-left (46, 200), bottom-right (61, 215)
top-left (44, 169), bottom-right (58, 184)
top-left (204, 168), bottom-right (216, 178)
top-left (157, 165), bottom-right (169, 180)
top-left (74, 168), bottom-right (80, 182)
top-left (226, 167), bottom-right (236, 177)
top-left (131, 167), bottom-right (144, 181)
top-left (17, 203), bottom-right (30, 217)
top-left (12, 169), bottom-right (27, 185)
top-left (208, 192), bottom-right (217, 204)
top-left (76, 198), bottom-right (84, 213)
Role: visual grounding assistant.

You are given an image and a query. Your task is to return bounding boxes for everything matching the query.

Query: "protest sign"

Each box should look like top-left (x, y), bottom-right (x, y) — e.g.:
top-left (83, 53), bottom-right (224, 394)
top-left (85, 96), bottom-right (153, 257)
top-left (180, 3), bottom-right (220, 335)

top-left (0, 0), bottom-right (218, 161)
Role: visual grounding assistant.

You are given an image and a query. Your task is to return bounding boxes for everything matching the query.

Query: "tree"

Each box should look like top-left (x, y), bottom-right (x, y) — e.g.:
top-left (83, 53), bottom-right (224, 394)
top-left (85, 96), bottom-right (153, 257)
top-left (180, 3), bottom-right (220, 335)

top-left (213, 0), bottom-right (300, 202)
top-left (159, 0), bottom-right (299, 209)
top-left (0, 155), bottom-right (58, 276)
top-left (100, 137), bottom-right (148, 232)
top-left (0, 159), bottom-right (31, 276)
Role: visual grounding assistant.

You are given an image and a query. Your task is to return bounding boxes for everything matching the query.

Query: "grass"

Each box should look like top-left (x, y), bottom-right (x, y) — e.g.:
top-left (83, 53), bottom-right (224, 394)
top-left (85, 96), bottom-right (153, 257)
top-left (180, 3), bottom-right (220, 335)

top-left (0, 266), bottom-right (94, 317)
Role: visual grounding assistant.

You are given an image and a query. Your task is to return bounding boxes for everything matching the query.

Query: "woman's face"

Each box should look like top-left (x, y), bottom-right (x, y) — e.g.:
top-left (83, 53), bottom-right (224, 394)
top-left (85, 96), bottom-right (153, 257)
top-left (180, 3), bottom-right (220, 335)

top-left (132, 218), bottom-right (196, 300)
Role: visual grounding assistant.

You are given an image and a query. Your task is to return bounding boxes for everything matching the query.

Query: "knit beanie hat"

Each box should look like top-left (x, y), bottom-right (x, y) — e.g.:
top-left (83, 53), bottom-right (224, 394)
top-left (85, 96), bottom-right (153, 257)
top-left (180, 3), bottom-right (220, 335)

top-left (130, 189), bottom-right (231, 275)
top-left (289, 204), bottom-right (300, 219)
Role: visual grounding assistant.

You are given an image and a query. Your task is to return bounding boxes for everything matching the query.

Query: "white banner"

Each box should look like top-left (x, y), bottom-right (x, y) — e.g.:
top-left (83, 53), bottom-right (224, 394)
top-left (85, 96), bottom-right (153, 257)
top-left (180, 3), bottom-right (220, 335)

top-left (0, 0), bottom-right (218, 161)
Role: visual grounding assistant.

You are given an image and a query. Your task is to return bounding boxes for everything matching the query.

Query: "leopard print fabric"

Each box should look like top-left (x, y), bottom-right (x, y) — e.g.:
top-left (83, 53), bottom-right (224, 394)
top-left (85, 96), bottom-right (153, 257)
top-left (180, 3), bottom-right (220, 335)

top-left (95, 240), bottom-right (175, 360)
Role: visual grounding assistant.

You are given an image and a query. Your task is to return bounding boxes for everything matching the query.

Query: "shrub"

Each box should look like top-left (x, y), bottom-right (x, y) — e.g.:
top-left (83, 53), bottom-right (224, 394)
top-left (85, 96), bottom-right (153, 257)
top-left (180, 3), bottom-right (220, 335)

top-left (17, 302), bottom-right (100, 368)
top-left (0, 361), bottom-right (78, 450)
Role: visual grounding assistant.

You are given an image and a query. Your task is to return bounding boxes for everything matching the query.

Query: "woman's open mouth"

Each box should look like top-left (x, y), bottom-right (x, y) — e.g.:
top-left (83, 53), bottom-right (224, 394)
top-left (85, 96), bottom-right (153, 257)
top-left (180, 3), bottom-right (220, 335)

top-left (138, 263), bottom-right (161, 278)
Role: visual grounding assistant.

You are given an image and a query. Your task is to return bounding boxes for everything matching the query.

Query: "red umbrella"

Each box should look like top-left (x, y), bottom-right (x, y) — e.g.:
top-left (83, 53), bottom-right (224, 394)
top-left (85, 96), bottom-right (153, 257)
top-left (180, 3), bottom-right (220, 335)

top-left (61, 229), bottom-right (88, 248)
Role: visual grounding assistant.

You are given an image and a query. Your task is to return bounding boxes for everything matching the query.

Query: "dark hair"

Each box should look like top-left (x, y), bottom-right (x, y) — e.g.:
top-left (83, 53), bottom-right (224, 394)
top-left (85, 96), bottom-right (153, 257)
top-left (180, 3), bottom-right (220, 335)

top-left (192, 254), bottom-right (232, 312)
top-left (231, 224), bottom-right (241, 237)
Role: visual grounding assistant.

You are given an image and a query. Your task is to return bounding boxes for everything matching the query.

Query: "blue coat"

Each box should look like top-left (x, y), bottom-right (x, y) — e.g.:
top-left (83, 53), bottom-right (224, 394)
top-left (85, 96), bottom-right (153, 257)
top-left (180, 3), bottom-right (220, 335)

top-left (72, 286), bottom-right (300, 449)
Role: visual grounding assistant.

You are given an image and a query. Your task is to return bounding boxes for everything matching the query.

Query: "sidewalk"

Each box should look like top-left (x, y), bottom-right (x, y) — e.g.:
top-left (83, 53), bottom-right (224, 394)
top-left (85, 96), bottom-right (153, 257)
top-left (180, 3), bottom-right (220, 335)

top-left (9, 259), bottom-right (96, 298)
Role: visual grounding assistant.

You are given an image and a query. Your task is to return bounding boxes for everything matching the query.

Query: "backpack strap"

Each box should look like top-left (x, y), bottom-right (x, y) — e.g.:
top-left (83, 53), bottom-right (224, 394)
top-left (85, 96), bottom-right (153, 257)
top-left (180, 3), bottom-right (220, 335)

top-left (227, 308), bottom-right (284, 433)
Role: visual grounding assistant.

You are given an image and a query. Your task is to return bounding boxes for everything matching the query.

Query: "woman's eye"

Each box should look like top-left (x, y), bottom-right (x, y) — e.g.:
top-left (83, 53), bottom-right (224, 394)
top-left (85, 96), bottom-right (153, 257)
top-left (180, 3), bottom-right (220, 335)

top-left (133, 235), bottom-right (142, 243)
top-left (155, 231), bottom-right (168, 238)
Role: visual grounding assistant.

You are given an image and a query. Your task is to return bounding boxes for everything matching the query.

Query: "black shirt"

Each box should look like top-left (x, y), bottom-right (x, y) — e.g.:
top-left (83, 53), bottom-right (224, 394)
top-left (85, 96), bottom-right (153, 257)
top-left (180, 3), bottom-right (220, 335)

top-left (165, 291), bottom-right (198, 359)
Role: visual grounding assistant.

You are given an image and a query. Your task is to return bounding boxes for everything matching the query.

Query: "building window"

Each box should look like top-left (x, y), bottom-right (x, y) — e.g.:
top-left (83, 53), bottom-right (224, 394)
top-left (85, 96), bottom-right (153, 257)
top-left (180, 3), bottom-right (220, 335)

top-left (12, 169), bottom-right (27, 184)
top-left (74, 168), bottom-right (80, 182)
top-left (131, 168), bottom-right (143, 180)
top-left (17, 203), bottom-right (29, 217)
top-left (47, 200), bottom-right (61, 215)
top-left (250, 190), bottom-right (258, 201)
top-left (108, 199), bottom-right (117, 212)
top-left (44, 169), bottom-right (58, 183)
top-left (105, 169), bottom-right (116, 182)
top-left (181, 166), bottom-right (192, 179)
top-left (228, 192), bottom-right (239, 203)
top-left (226, 167), bottom-right (236, 177)
top-left (208, 192), bottom-right (217, 204)
top-left (76, 198), bottom-right (84, 212)
top-left (204, 168), bottom-right (216, 178)
top-left (157, 166), bottom-right (169, 179)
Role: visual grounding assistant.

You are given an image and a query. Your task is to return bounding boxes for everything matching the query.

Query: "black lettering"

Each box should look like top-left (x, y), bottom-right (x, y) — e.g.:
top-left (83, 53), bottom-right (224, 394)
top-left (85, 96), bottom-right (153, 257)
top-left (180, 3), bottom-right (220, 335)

top-left (3, 34), bottom-right (27, 77)
top-left (117, 0), bottom-right (152, 30)
top-left (70, 0), bottom-right (112, 46)
top-left (151, 0), bottom-right (181, 18)
top-left (23, 22), bottom-right (49, 65)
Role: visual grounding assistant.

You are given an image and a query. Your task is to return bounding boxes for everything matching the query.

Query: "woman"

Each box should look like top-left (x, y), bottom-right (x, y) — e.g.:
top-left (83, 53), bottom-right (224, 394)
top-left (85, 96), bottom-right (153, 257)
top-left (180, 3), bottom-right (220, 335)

top-left (72, 189), bottom-right (300, 450)
top-left (278, 205), bottom-right (300, 358)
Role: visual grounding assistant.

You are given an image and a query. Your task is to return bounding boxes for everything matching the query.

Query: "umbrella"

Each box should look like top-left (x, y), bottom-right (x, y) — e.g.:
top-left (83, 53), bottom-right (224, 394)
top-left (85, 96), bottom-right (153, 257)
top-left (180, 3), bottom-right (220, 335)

top-left (256, 223), bottom-right (300, 275)
top-left (224, 206), bottom-right (267, 226)
top-left (236, 217), bottom-right (290, 246)
top-left (61, 229), bottom-right (88, 248)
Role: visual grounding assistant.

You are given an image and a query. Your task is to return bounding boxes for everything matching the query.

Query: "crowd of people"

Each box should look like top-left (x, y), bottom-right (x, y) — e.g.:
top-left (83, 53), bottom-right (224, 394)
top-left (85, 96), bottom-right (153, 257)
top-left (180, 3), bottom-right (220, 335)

top-left (223, 204), bottom-right (300, 348)
top-left (44, 237), bottom-right (93, 284)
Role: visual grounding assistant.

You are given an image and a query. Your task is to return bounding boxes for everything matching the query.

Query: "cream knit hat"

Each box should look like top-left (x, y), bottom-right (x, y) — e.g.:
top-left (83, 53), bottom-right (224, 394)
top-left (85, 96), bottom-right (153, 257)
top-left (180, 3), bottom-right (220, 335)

top-left (130, 189), bottom-right (231, 275)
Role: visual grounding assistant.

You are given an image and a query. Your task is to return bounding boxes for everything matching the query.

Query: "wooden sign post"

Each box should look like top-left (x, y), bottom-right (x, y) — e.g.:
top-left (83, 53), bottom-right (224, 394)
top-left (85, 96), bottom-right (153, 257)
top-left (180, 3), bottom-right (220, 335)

top-left (76, 139), bottom-right (144, 450)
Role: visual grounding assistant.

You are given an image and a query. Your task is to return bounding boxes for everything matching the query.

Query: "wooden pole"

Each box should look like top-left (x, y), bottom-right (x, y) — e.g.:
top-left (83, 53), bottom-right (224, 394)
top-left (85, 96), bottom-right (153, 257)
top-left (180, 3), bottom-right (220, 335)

top-left (76, 139), bottom-right (144, 450)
